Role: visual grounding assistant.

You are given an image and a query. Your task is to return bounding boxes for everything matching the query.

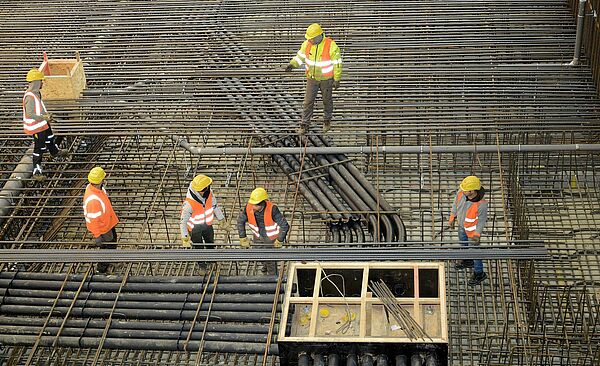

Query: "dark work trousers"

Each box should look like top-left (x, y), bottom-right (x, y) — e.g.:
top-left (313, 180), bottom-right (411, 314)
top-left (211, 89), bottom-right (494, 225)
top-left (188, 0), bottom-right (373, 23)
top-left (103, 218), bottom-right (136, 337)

top-left (458, 226), bottom-right (483, 273)
top-left (96, 227), bottom-right (117, 273)
top-left (32, 127), bottom-right (59, 175)
top-left (191, 224), bottom-right (215, 271)
top-left (302, 78), bottom-right (334, 129)
top-left (190, 224), bottom-right (215, 249)
top-left (254, 237), bottom-right (278, 275)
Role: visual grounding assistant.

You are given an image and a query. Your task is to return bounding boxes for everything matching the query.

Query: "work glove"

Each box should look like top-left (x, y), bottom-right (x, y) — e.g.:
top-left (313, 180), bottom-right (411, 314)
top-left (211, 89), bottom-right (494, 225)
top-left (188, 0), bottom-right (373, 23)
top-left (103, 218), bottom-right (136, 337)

top-left (274, 239), bottom-right (283, 249)
top-left (219, 220), bottom-right (232, 233)
top-left (285, 64), bottom-right (294, 72)
top-left (333, 80), bottom-right (340, 90)
top-left (239, 237), bottom-right (250, 248)
top-left (43, 113), bottom-right (52, 121)
top-left (469, 235), bottom-right (481, 244)
top-left (181, 236), bottom-right (191, 248)
top-left (448, 219), bottom-right (455, 229)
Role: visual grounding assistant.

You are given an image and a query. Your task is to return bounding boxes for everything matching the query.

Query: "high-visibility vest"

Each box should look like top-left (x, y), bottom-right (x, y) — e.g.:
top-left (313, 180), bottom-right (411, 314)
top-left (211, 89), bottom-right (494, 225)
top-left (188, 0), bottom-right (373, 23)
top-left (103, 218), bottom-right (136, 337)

top-left (83, 184), bottom-right (119, 238)
top-left (246, 201), bottom-right (280, 240)
top-left (292, 37), bottom-right (342, 81)
top-left (185, 192), bottom-right (214, 231)
top-left (22, 91), bottom-right (49, 135)
top-left (304, 37), bottom-right (334, 78)
top-left (454, 191), bottom-right (484, 238)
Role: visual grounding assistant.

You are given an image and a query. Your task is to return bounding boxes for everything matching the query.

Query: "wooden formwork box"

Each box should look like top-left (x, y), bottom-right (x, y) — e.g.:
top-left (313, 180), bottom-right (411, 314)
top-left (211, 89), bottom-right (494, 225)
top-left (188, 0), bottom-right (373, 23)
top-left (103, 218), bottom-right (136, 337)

top-left (38, 52), bottom-right (86, 100)
top-left (279, 261), bottom-right (448, 344)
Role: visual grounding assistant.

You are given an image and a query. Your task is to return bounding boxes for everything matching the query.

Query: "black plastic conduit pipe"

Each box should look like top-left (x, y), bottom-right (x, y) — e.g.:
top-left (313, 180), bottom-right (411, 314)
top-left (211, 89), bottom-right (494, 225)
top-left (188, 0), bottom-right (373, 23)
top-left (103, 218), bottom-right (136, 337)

top-left (395, 355), bottom-right (408, 366)
top-left (361, 354), bottom-right (374, 366)
top-left (299, 352), bottom-right (310, 366)
top-left (376, 355), bottom-right (388, 366)
top-left (328, 353), bottom-right (340, 366)
top-left (314, 353), bottom-right (325, 366)
top-left (347, 354), bottom-right (358, 366)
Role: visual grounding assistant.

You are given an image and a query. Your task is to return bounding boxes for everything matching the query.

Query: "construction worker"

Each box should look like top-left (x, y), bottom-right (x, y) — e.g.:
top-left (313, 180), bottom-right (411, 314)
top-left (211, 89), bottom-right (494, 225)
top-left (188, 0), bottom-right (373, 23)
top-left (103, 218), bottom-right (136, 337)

top-left (180, 174), bottom-right (230, 249)
top-left (83, 167), bottom-right (119, 273)
top-left (286, 23), bottom-right (342, 135)
top-left (448, 175), bottom-right (488, 286)
top-left (23, 68), bottom-right (68, 181)
top-left (237, 187), bottom-right (289, 274)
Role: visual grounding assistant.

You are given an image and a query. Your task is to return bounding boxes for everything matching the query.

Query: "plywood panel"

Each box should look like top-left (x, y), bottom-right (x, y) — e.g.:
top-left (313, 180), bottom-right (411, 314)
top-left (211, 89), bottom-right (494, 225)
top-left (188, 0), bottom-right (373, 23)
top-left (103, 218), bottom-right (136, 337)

top-left (39, 58), bottom-right (86, 100)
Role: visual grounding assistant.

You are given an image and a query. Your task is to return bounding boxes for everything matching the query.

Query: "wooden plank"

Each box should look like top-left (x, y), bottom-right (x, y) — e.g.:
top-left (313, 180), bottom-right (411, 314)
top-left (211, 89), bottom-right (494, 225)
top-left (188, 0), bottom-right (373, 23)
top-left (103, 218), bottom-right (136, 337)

top-left (277, 262), bottom-right (297, 341)
top-left (439, 262), bottom-right (448, 342)
top-left (308, 264), bottom-right (322, 337)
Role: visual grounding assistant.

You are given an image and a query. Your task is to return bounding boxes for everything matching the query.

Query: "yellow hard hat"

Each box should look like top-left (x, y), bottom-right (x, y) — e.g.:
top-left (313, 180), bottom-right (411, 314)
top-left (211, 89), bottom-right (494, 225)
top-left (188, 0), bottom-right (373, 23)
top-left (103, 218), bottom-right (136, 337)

top-left (88, 167), bottom-right (106, 184)
top-left (305, 23), bottom-right (323, 39)
top-left (248, 187), bottom-right (269, 205)
top-left (460, 176), bottom-right (481, 191)
top-left (26, 69), bottom-right (45, 82)
top-left (192, 174), bottom-right (212, 192)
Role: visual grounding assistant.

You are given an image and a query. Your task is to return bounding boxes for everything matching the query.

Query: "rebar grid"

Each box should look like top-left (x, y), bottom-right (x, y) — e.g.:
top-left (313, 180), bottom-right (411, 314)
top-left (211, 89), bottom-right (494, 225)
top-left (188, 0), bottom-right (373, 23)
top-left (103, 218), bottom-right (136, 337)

top-left (1, 0), bottom-right (600, 365)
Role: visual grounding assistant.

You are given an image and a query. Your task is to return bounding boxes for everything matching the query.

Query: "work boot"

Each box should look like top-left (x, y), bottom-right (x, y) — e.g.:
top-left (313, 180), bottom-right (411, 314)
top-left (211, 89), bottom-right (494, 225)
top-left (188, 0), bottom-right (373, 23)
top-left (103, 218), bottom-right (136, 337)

top-left (468, 271), bottom-right (488, 286)
top-left (323, 120), bottom-right (331, 133)
top-left (96, 263), bottom-right (111, 274)
top-left (261, 262), bottom-right (276, 275)
top-left (197, 262), bottom-right (208, 272)
top-left (55, 149), bottom-right (70, 158)
top-left (33, 173), bottom-right (46, 182)
top-left (454, 260), bottom-right (474, 270)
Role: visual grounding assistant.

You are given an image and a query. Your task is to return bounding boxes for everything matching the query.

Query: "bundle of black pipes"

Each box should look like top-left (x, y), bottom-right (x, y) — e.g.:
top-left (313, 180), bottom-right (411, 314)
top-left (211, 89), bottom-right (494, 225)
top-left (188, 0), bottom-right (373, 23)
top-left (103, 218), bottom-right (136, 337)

top-left (212, 71), bottom-right (405, 244)
top-left (0, 271), bottom-right (281, 354)
top-left (297, 352), bottom-right (439, 366)
top-left (270, 133), bottom-right (406, 243)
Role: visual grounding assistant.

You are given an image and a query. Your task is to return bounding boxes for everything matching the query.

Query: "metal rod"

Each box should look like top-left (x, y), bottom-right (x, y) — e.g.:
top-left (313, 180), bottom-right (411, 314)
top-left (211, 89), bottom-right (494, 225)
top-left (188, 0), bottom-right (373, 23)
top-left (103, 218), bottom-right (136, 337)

top-left (0, 245), bottom-right (548, 263)
top-left (174, 142), bottom-right (600, 155)
top-left (569, 0), bottom-right (588, 65)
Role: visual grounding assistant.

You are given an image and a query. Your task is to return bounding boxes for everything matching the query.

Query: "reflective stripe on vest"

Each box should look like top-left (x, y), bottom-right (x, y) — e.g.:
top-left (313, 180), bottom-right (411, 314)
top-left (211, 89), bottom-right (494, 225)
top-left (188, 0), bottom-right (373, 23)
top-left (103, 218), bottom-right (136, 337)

top-left (304, 37), bottom-right (334, 78)
top-left (246, 201), bottom-right (280, 240)
top-left (83, 184), bottom-right (119, 238)
top-left (464, 200), bottom-right (481, 238)
top-left (83, 194), bottom-right (106, 223)
top-left (185, 192), bottom-right (214, 230)
top-left (455, 191), bottom-right (481, 237)
top-left (22, 91), bottom-right (48, 135)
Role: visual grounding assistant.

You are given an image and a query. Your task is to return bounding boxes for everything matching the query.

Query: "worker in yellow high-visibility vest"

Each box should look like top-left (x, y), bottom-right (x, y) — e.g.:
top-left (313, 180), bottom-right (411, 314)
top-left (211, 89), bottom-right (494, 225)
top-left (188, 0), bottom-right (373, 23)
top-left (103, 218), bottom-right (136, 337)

top-left (286, 23), bottom-right (343, 135)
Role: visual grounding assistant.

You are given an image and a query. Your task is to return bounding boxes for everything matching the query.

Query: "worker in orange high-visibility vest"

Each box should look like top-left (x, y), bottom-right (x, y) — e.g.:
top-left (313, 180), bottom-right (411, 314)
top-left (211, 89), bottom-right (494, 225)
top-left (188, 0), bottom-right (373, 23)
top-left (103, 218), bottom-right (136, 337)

top-left (23, 68), bottom-right (69, 182)
top-left (286, 23), bottom-right (343, 135)
top-left (237, 187), bottom-right (289, 274)
top-left (448, 175), bottom-right (489, 286)
top-left (180, 174), bottom-right (231, 248)
top-left (83, 167), bottom-right (119, 273)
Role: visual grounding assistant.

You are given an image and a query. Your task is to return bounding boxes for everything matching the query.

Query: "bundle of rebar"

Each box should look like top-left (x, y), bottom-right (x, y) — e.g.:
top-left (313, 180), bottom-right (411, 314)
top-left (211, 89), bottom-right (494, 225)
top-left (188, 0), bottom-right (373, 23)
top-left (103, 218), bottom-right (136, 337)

top-left (0, 243), bottom-right (550, 262)
top-left (369, 279), bottom-right (431, 341)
